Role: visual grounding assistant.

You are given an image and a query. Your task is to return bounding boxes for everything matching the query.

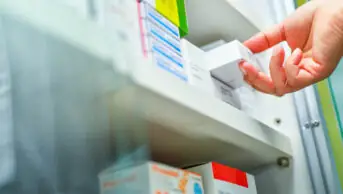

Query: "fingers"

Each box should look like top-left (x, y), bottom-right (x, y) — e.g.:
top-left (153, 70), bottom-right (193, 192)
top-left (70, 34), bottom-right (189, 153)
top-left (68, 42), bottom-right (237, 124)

top-left (286, 57), bottom-right (321, 91)
top-left (244, 23), bottom-right (286, 53)
top-left (239, 61), bottom-right (275, 94)
top-left (269, 45), bottom-right (286, 95)
top-left (281, 48), bottom-right (320, 93)
top-left (239, 47), bottom-right (302, 96)
top-left (284, 48), bottom-right (303, 87)
top-left (241, 47), bottom-right (325, 96)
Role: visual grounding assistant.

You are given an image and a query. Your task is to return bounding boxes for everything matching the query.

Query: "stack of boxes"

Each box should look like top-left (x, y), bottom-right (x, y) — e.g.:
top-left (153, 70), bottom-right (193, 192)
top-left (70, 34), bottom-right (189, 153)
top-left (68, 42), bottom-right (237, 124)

top-left (99, 161), bottom-right (204, 194)
top-left (182, 39), bottom-right (262, 110)
top-left (181, 39), bottom-right (242, 107)
top-left (56, 0), bottom-right (258, 112)
top-left (206, 40), bottom-right (261, 113)
top-left (142, 0), bottom-right (189, 37)
top-left (99, 161), bottom-right (258, 194)
top-left (140, 1), bottom-right (188, 81)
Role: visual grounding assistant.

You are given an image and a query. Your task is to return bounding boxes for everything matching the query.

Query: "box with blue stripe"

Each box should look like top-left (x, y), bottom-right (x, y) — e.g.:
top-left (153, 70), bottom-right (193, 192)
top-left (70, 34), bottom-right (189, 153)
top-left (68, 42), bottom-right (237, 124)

top-left (145, 20), bottom-right (182, 56)
top-left (140, 1), bottom-right (180, 39)
top-left (150, 39), bottom-right (188, 81)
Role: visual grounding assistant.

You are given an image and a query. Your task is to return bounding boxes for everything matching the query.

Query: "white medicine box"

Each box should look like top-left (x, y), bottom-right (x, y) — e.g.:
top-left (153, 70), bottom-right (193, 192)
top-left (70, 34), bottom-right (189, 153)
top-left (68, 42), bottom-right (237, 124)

top-left (181, 39), bottom-right (241, 108)
top-left (188, 162), bottom-right (257, 194)
top-left (99, 161), bottom-right (204, 194)
top-left (206, 40), bottom-right (259, 89)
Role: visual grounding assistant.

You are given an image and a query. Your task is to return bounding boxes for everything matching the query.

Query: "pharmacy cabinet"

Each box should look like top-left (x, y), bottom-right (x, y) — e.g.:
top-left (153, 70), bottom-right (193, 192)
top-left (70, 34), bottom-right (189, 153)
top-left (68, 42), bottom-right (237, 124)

top-left (0, 0), bottom-right (341, 194)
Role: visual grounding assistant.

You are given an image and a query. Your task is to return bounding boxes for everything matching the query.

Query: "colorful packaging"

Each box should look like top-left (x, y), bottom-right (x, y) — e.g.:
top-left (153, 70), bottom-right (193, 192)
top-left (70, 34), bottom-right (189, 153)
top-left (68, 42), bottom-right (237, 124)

top-left (151, 39), bottom-right (187, 81)
top-left (139, 1), bottom-right (187, 81)
top-left (99, 161), bottom-right (204, 194)
top-left (188, 162), bottom-right (257, 194)
top-left (141, 2), bottom-right (181, 39)
top-left (142, 0), bottom-right (189, 37)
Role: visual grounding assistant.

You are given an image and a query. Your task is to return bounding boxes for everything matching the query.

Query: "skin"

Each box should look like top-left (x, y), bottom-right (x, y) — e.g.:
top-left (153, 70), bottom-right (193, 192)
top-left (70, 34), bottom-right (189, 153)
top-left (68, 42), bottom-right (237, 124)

top-left (240, 0), bottom-right (343, 96)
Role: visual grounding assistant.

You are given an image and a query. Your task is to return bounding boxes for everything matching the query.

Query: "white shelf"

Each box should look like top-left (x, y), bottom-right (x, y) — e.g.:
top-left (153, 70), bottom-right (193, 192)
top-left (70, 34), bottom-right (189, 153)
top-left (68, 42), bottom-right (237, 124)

top-left (186, 0), bottom-right (260, 46)
top-left (0, 0), bottom-right (291, 171)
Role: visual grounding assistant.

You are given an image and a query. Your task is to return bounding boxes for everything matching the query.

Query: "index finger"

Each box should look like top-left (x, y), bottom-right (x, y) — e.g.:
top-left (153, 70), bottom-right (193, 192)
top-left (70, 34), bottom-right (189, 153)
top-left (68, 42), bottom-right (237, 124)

top-left (244, 23), bottom-right (286, 53)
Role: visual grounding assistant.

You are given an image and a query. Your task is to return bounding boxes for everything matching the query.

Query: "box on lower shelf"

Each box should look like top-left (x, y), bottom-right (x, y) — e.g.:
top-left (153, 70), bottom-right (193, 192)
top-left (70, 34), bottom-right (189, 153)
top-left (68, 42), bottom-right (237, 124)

top-left (99, 161), bottom-right (204, 194)
top-left (188, 162), bottom-right (257, 194)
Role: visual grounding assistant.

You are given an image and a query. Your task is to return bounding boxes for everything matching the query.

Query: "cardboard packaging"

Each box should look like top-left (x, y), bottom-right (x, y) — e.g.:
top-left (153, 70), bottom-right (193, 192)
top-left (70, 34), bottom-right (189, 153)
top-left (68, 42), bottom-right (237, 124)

top-left (138, 2), bottom-right (187, 81)
top-left (143, 0), bottom-right (189, 37)
top-left (189, 162), bottom-right (257, 194)
top-left (206, 40), bottom-right (259, 89)
top-left (181, 39), bottom-right (241, 108)
top-left (99, 161), bottom-right (204, 194)
top-left (141, 2), bottom-right (181, 39)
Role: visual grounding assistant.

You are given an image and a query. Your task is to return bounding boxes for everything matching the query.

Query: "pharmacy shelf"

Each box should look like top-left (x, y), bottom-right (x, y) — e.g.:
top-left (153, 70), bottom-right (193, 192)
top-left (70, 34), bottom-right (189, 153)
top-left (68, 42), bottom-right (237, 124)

top-left (0, 0), bottom-right (292, 171)
top-left (186, 0), bottom-right (260, 46)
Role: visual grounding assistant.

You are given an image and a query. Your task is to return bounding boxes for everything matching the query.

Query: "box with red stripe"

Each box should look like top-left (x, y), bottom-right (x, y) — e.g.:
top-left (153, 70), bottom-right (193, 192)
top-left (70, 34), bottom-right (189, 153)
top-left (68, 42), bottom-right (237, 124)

top-left (188, 162), bottom-right (257, 194)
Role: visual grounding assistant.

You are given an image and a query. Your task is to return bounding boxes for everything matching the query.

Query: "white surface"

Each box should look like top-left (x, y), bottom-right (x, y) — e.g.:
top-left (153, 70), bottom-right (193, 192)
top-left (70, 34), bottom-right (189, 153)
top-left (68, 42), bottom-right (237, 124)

top-left (181, 39), bottom-right (241, 108)
top-left (228, 0), bottom-right (276, 30)
top-left (0, 0), bottom-right (292, 171)
top-left (212, 78), bottom-right (241, 108)
top-left (206, 40), bottom-right (254, 89)
top-left (182, 39), bottom-right (213, 92)
top-left (185, 0), bottom-right (259, 46)
top-left (55, 0), bottom-right (90, 19)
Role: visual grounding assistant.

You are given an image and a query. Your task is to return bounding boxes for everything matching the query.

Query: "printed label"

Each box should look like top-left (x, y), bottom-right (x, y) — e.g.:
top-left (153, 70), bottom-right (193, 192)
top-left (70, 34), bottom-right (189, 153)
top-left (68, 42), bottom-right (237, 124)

top-left (154, 53), bottom-right (188, 81)
top-left (194, 183), bottom-right (203, 194)
top-left (148, 21), bottom-right (181, 55)
top-left (151, 41), bottom-right (184, 69)
top-left (144, 3), bottom-right (180, 38)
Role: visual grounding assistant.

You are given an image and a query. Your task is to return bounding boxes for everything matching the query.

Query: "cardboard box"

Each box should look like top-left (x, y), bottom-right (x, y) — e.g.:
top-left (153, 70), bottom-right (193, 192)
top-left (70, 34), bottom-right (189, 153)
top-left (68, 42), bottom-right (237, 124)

top-left (213, 78), bottom-right (241, 108)
top-left (143, 19), bottom-right (182, 55)
top-left (182, 39), bottom-right (241, 108)
top-left (141, 2), bottom-right (181, 39)
top-left (99, 161), bottom-right (204, 194)
top-left (181, 39), bottom-right (211, 91)
top-left (139, 2), bottom-right (188, 82)
top-left (142, 0), bottom-right (189, 37)
top-left (206, 40), bottom-right (259, 89)
top-left (150, 39), bottom-right (188, 81)
top-left (189, 162), bottom-right (257, 194)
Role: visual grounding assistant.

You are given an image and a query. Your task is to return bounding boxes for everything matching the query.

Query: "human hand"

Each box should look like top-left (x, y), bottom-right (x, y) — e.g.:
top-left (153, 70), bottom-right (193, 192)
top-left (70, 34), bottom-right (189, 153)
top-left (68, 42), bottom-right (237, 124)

top-left (240, 0), bottom-right (343, 96)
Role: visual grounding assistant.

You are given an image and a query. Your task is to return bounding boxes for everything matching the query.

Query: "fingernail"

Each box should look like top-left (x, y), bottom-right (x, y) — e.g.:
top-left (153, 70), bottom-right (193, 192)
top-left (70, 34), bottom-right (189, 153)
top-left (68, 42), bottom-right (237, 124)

top-left (272, 46), bottom-right (281, 57)
top-left (291, 48), bottom-right (303, 65)
top-left (293, 48), bottom-right (302, 57)
top-left (275, 89), bottom-right (283, 97)
top-left (239, 60), bottom-right (245, 66)
top-left (239, 65), bottom-right (247, 75)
